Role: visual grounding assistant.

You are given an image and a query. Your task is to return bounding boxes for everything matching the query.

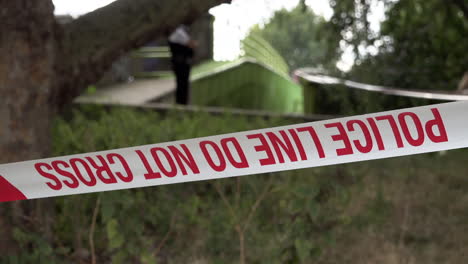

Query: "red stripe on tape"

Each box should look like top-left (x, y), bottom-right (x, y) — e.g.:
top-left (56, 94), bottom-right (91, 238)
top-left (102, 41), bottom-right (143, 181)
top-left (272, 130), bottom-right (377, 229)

top-left (0, 175), bottom-right (27, 202)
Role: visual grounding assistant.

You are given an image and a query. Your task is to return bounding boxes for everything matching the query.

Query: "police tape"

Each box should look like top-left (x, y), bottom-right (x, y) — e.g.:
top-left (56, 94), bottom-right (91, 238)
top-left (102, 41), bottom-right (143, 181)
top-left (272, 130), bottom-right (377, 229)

top-left (1, 101), bottom-right (468, 202)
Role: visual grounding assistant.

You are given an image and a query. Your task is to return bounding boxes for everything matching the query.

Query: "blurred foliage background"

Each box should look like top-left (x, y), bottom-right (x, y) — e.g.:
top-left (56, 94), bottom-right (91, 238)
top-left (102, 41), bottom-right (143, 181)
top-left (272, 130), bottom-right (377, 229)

top-left (247, 4), bottom-right (337, 72)
top-left (332, 0), bottom-right (468, 90)
top-left (327, 0), bottom-right (467, 90)
top-left (245, 0), bottom-right (467, 115)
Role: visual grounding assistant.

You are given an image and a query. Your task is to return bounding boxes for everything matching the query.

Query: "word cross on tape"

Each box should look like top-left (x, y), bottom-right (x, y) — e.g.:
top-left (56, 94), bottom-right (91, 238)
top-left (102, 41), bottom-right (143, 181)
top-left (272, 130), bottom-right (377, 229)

top-left (1, 101), bottom-right (468, 202)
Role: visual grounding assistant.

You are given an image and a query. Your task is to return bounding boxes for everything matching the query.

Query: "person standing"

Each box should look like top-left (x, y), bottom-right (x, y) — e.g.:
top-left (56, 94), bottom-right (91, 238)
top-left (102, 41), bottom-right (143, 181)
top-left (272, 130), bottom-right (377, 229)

top-left (168, 25), bottom-right (196, 105)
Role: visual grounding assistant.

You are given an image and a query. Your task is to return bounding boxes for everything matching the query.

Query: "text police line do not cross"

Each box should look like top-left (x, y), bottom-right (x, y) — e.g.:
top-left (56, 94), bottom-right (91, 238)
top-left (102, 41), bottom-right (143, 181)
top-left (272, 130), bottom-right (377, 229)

top-left (0, 101), bottom-right (467, 202)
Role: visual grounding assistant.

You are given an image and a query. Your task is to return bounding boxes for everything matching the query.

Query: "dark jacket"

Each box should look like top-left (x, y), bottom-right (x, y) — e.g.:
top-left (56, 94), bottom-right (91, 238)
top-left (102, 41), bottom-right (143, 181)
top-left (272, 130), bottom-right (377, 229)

top-left (168, 42), bottom-right (194, 65)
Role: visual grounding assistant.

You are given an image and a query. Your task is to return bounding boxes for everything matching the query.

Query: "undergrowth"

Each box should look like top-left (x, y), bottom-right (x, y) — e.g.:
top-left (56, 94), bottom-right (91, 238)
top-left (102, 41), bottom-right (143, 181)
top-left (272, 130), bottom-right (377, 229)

top-left (3, 105), bottom-right (467, 264)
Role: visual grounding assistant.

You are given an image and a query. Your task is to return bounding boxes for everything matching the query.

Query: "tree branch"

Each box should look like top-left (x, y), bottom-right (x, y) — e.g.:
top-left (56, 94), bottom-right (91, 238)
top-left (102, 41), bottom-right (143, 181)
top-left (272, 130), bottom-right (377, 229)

top-left (153, 213), bottom-right (177, 258)
top-left (213, 181), bottom-right (238, 221)
top-left (54, 0), bottom-right (230, 107)
top-left (89, 195), bottom-right (101, 264)
top-left (242, 175), bottom-right (273, 233)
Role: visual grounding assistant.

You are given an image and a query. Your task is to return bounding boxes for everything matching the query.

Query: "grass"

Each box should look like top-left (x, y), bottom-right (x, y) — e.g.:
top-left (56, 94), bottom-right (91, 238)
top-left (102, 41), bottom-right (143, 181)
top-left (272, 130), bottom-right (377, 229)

top-left (316, 152), bottom-right (468, 264)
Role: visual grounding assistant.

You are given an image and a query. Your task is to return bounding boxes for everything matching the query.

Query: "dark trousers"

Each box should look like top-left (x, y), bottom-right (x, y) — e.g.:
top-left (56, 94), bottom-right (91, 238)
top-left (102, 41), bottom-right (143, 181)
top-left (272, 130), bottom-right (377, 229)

top-left (173, 62), bottom-right (191, 105)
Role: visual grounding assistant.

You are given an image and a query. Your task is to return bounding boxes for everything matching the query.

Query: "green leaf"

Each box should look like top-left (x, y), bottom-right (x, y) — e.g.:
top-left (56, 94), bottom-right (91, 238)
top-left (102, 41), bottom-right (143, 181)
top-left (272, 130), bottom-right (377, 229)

top-left (107, 219), bottom-right (124, 249)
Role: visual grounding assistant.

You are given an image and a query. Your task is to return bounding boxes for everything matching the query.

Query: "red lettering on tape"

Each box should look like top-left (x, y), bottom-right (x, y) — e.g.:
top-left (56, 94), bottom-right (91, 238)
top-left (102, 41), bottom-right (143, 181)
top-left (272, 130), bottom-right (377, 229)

top-left (246, 133), bottom-right (276, 166)
top-left (266, 131), bottom-right (298, 163)
top-left (35, 163), bottom-right (63, 190)
top-left (85, 155), bottom-right (118, 184)
top-left (151, 147), bottom-right (178, 177)
top-left (425, 108), bottom-right (448, 143)
top-left (398, 112), bottom-right (425, 146)
top-left (200, 141), bottom-right (227, 172)
top-left (136, 150), bottom-right (161, 179)
top-left (51, 160), bottom-right (79, 189)
top-left (168, 144), bottom-right (200, 175)
top-left (346, 120), bottom-right (373, 153)
top-left (221, 137), bottom-right (249, 169)
top-left (107, 153), bottom-right (133, 182)
top-left (324, 122), bottom-right (353, 156)
top-left (366, 117), bottom-right (385, 150)
top-left (288, 129), bottom-right (307, 160)
top-left (70, 158), bottom-right (97, 187)
top-left (296, 126), bottom-right (325, 158)
top-left (376, 115), bottom-right (404, 148)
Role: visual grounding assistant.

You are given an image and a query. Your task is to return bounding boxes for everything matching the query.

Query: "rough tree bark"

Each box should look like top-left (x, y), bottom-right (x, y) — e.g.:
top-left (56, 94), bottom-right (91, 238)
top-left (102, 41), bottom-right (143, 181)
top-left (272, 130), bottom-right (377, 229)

top-left (0, 0), bottom-right (56, 253)
top-left (0, 0), bottom-right (229, 254)
top-left (0, 0), bottom-right (56, 166)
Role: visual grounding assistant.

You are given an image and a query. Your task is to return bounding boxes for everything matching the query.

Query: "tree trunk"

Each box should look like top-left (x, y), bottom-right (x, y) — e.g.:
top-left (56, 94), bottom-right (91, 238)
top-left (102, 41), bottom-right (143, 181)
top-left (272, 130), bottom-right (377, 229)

top-left (0, 0), bottom-right (57, 254)
top-left (0, 0), bottom-right (56, 162)
top-left (238, 228), bottom-right (246, 264)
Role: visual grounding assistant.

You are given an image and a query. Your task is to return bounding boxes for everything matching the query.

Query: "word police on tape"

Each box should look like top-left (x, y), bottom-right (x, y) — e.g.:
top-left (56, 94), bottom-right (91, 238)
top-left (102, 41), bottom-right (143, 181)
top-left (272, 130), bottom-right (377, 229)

top-left (1, 101), bottom-right (468, 202)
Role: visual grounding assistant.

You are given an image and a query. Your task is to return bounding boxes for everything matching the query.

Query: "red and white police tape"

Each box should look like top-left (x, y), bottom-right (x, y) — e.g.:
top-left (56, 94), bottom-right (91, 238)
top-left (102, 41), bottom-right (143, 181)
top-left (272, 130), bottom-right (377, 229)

top-left (1, 101), bottom-right (468, 202)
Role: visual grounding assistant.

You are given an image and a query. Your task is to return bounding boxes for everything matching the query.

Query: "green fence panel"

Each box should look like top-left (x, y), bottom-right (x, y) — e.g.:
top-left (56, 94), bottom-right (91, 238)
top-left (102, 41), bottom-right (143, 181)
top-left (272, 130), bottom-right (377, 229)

top-left (191, 60), bottom-right (303, 113)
